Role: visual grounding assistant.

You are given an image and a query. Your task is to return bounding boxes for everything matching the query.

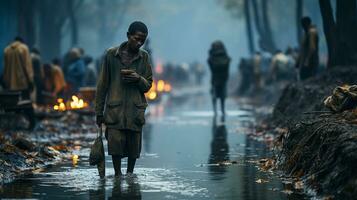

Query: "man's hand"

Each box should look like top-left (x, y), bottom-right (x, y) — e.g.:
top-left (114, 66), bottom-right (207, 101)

top-left (96, 115), bottom-right (104, 127)
top-left (122, 71), bottom-right (140, 83)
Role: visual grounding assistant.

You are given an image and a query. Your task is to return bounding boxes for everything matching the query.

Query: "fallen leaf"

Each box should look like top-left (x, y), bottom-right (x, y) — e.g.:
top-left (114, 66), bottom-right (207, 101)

top-left (294, 181), bottom-right (304, 190)
top-left (256, 179), bottom-right (269, 184)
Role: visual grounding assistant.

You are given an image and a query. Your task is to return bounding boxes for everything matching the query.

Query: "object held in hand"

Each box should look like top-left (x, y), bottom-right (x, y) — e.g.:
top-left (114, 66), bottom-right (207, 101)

top-left (121, 69), bottom-right (135, 75)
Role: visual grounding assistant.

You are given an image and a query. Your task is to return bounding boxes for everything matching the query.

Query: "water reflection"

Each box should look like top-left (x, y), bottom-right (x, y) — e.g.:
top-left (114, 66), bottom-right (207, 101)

top-left (143, 123), bottom-right (153, 153)
top-left (242, 136), bottom-right (269, 200)
top-left (208, 117), bottom-right (229, 180)
top-left (110, 179), bottom-right (142, 200)
top-left (89, 178), bottom-right (142, 200)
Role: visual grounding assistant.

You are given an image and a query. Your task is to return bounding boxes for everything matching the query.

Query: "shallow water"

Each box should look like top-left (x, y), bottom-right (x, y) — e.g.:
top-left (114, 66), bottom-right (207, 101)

top-left (0, 93), bottom-right (307, 199)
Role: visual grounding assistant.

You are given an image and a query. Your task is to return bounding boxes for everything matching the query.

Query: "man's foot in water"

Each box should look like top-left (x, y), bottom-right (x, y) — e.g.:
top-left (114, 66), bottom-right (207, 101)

top-left (125, 172), bottom-right (138, 179)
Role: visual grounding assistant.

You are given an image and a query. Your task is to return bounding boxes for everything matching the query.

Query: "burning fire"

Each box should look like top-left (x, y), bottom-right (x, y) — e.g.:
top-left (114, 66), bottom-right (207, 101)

top-left (72, 154), bottom-right (79, 166)
top-left (53, 95), bottom-right (89, 111)
top-left (146, 80), bottom-right (172, 100)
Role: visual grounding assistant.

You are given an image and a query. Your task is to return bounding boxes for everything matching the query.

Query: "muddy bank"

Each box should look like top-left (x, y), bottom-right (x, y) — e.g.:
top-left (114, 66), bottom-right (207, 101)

top-left (0, 111), bottom-right (96, 184)
top-left (270, 66), bottom-right (357, 199)
top-left (272, 66), bottom-right (357, 126)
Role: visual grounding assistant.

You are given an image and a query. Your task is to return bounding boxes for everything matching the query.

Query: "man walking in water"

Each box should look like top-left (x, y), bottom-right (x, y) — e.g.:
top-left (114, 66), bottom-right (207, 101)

top-left (208, 40), bottom-right (230, 122)
top-left (95, 21), bottom-right (153, 178)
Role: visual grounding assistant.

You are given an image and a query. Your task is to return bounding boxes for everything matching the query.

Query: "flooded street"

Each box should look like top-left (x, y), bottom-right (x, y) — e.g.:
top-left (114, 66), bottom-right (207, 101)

top-left (0, 91), bottom-right (305, 199)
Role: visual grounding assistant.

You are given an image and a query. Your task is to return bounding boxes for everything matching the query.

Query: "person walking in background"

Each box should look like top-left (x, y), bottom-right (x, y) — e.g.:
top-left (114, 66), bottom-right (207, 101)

top-left (3, 37), bottom-right (34, 100)
top-left (208, 40), bottom-right (230, 122)
top-left (95, 21), bottom-right (153, 178)
top-left (296, 16), bottom-right (319, 80)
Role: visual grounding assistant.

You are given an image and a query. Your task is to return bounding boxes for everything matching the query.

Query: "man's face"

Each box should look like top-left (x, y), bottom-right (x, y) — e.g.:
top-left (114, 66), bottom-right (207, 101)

top-left (127, 31), bottom-right (147, 52)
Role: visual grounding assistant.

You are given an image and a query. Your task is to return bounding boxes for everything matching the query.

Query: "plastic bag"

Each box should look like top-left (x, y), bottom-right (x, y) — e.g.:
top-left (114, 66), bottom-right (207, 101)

top-left (89, 126), bottom-right (105, 166)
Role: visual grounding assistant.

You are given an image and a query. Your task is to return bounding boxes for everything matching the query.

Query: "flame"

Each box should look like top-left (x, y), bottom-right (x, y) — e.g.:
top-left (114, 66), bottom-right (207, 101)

top-left (72, 154), bottom-right (79, 166)
top-left (147, 91), bottom-right (157, 100)
top-left (157, 80), bottom-right (165, 92)
top-left (145, 79), bottom-right (172, 101)
top-left (70, 95), bottom-right (88, 109)
top-left (53, 95), bottom-right (88, 111)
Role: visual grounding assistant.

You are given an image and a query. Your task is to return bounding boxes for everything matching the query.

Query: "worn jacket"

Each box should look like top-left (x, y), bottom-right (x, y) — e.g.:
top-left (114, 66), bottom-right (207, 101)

top-left (95, 42), bottom-right (153, 132)
top-left (208, 48), bottom-right (230, 87)
top-left (3, 41), bottom-right (33, 90)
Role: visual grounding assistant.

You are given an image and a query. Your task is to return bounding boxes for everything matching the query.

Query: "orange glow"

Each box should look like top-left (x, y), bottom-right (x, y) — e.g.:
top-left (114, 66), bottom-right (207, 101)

top-left (53, 95), bottom-right (88, 111)
top-left (72, 154), bottom-right (79, 166)
top-left (164, 83), bottom-right (172, 92)
top-left (147, 91), bottom-right (157, 100)
top-left (157, 80), bottom-right (165, 92)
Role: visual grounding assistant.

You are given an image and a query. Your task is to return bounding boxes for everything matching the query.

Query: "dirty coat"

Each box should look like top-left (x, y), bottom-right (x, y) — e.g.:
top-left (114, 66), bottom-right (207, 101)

top-left (95, 42), bottom-right (153, 132)
top-left (208, 48), bottom-right (230, 87)
top-left (3, 41), bottom-right (33, 90)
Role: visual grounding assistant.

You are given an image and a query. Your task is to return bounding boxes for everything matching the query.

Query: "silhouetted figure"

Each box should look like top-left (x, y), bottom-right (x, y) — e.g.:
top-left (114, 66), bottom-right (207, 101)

top-left (237, 58), bottom-right (253, 95)
top-left (30, 47), bottom-right (43, 104)
top-left (252, 52), bottom-right (262, 90)
top-left (96, 21), bottom-right (152, 178)
top-left (297, 16), bottom-right (319, 80)
top-left (3, 37), bottom-right (33, 100)
top-left (208, 41), bottom-right (230, 121)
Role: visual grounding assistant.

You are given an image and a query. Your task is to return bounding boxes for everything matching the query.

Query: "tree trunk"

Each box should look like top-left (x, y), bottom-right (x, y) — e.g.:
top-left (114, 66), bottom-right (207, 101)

top-left (244, 0), bottom-right (255, 55)
top-left (17, 0), bottom-right (37, 48)
top-left (261, 0), bottom-right (276, 52)
top-left (319, 0), bottom-right (357, 67)
top-left (67, 1), bottom-right (78, 46)
top-left (296, 0), bottom-right (303, 44)
top-left (319, 0), bottom-right (337, 68)
top-left (336, 0), bottom-right (357, 65)
top-left (38, 1), bottom-right (68, 61)
top-left (251, 0), bottom-right (264, 37)
top-left (251, 0), bottom-right (276, 53)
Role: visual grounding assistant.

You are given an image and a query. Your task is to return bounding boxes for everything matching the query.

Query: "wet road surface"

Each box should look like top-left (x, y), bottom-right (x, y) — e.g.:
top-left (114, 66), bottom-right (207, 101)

top-left (0, 91), bottom-right (307, 199)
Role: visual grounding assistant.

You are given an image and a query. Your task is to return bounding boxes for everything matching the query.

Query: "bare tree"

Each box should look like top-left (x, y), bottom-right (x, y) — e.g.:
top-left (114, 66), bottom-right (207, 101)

top-left (17, 0), bottom-right (37, 48)
top-left (244, 0), bottom-right (255, 55)
top-left (251, 0), bottom-right (276, 53)
top-left (319, 0), bottom-right (357, 67)
top-left (296, 0), bottom-right (303, 44)
top-left (37, 0), bottom-right (83, 61)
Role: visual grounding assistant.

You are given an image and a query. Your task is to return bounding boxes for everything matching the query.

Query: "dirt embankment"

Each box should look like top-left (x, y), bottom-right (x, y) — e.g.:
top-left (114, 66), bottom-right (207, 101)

top-left (271, 66), bottom-right (357, 199)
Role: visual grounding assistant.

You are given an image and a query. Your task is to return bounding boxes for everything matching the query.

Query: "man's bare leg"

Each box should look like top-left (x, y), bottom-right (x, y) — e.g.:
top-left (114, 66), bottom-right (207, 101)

top-left (212, 97), bottom-right (217, 116)
top-left (127, 158), bottom-right (136, 174)
top-left (112, 156), bottom-right (122, 176)
top-left (220, 97), bottom-right (226, 122)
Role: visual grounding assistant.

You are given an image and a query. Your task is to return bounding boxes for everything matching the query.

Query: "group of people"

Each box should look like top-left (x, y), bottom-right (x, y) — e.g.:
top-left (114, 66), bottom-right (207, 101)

top-left (236, 16), bottom-right (320, 95)
top-left (1, 37), bottom-right (96, 105)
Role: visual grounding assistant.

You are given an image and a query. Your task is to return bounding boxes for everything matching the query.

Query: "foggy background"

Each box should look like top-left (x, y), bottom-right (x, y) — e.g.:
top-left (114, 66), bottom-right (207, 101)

top-left (0, 0), bottom-right (326, 74)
